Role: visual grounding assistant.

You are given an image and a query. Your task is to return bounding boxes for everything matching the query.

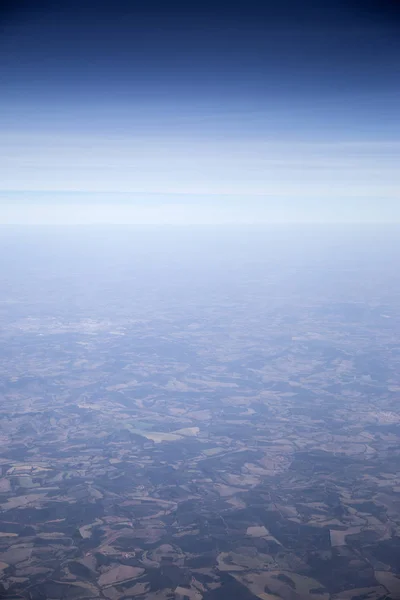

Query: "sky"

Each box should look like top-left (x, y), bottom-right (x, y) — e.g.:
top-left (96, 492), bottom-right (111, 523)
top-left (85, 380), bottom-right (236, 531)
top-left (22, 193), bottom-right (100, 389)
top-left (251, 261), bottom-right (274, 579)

top-left (1, 0), bottom-right (399, 224)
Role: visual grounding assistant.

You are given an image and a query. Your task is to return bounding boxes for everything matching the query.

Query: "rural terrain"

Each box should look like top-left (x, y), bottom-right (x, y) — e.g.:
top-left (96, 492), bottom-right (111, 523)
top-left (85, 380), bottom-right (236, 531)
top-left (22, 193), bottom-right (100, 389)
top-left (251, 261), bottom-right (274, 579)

top-left (0, 228), bottom-right (399, 600)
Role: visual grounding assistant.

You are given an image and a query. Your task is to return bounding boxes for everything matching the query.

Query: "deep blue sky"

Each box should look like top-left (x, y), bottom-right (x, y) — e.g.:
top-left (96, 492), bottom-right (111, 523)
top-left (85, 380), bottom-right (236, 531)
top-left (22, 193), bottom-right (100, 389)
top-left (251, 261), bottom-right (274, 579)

top-left (1, 0), bottom-right (399, 223)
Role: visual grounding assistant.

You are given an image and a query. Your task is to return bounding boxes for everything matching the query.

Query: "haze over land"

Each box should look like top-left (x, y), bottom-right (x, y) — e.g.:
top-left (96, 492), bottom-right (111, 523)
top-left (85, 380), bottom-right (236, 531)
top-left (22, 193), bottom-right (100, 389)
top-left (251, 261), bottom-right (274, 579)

top-left (0, 226), bottom-right (400, 599)
top-left (1, 0), bottom-right (400, 598)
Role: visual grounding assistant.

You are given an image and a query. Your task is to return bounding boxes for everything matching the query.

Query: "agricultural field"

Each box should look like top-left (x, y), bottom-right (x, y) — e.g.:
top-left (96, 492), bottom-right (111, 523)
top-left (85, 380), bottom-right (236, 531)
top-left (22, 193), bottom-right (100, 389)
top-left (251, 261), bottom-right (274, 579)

top-left (0, 228), bottom-right (399, 599)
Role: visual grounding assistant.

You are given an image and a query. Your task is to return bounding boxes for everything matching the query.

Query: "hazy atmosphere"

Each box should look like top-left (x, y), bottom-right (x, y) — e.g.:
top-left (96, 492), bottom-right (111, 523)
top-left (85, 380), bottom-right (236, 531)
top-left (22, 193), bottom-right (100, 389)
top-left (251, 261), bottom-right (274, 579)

top-left (1, 0), bottom-right (399, 223)
top-left (1, 2), bottom-right (400, 600)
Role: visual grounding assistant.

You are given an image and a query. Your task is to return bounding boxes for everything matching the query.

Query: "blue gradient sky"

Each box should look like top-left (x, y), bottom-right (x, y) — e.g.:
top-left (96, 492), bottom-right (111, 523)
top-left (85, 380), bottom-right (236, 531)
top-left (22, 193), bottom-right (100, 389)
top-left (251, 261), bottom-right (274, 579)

top-left (1, 0), bottom-right (399, 224)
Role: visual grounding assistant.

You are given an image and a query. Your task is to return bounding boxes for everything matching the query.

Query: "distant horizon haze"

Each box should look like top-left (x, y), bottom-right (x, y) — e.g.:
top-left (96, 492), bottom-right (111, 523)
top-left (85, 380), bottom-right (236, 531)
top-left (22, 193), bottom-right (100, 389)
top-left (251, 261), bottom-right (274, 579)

top-left (1, 0), bottom-right (399, 224)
